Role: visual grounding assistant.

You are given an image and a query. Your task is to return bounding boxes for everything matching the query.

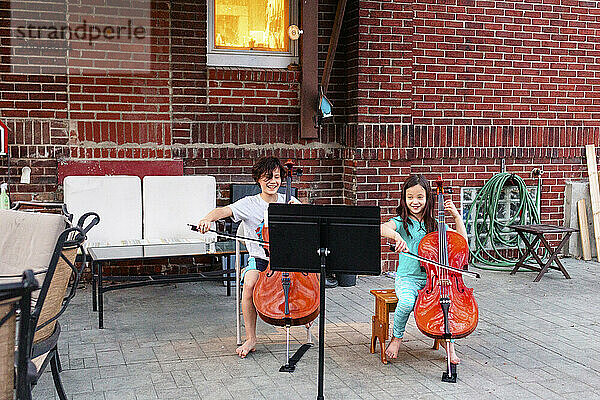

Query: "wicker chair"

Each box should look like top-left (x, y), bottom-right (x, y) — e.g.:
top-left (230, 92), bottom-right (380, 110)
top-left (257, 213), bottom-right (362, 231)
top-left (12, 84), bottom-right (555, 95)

top-left (0, 271), bottom-right (39, 400)
top-left (0, 209), bottom-right (99, 400)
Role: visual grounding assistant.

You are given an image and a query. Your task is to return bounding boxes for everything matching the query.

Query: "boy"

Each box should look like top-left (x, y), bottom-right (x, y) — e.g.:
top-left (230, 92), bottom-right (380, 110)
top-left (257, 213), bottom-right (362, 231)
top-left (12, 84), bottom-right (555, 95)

top-left (197, 156), bottom-right (298, 358)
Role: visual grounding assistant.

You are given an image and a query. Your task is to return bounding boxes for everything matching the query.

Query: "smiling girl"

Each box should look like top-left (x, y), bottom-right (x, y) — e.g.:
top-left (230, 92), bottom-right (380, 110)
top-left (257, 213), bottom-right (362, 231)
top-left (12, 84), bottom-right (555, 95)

top-left (198, 156), bottom-right (299, 358)
top-left (380, 174), bottom-right (467, 363)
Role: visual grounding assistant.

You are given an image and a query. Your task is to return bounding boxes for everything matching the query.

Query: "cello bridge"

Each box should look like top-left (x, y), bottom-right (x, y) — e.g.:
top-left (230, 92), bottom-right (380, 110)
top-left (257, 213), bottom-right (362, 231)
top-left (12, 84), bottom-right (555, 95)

top-left (438, 278), bottom-right (452, 286)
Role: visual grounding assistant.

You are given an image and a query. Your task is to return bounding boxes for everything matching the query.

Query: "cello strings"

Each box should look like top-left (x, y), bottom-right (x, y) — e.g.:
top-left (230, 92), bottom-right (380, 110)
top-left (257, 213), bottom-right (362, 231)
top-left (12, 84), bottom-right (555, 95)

top-left (439, 192), bottom-right (446, 299)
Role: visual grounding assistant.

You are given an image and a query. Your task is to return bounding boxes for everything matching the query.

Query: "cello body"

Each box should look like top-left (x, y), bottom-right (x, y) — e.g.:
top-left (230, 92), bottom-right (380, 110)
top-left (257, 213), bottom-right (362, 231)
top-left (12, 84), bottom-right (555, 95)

top-left (414, 230), bottom-right (478, 339)
top-left (413, 178), bottom-right (478, 341)
top-left (252, 160), bottom-right (320, 327)
top-left (252, 225), bottom-right (320, 326)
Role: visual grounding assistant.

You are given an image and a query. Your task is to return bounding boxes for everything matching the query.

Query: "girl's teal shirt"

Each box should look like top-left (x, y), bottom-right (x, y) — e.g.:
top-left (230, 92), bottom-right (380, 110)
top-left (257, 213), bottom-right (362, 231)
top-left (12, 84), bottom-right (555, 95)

top-left (391, 216), bottom-right (448, 280)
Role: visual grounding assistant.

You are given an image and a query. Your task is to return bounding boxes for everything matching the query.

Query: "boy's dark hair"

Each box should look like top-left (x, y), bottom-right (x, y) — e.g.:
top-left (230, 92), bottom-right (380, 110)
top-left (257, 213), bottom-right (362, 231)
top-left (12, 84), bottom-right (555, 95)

top-left (396, 174), bottom-right (437, 237)
top-left (252, 156), bottom-right (287, 182)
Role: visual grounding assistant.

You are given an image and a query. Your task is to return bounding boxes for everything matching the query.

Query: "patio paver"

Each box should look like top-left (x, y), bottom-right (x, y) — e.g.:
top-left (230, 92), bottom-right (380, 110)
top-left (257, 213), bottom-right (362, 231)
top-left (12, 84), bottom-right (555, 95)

top-left (33, 258), bottom-right (600, 399)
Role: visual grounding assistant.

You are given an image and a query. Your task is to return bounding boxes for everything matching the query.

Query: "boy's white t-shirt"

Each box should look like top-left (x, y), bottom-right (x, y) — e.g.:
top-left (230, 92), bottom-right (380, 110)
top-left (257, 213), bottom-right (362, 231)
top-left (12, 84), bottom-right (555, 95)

top-left (229, 193), bottom-right (298, 260)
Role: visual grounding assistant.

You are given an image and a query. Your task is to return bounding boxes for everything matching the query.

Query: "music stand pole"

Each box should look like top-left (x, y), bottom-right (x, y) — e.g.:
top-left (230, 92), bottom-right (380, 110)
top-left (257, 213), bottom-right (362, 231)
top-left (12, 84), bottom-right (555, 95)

top-left (268, 203), bottom-right (381, 399)
top-left (317, 248), bottom-right (329, 400)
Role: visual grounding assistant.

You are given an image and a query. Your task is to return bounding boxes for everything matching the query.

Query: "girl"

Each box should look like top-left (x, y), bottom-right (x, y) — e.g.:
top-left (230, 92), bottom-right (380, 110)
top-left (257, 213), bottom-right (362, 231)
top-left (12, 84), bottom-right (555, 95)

top-left (380, 174), bottom-right (467, 363)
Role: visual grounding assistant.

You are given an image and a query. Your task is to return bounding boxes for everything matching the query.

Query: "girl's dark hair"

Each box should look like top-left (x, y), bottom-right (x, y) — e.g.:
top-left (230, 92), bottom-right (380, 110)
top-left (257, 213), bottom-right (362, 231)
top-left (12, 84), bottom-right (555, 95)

top-left (396, 174), bottom-right (437, 237)
top-left (252, 156), bottom-right (287, 182)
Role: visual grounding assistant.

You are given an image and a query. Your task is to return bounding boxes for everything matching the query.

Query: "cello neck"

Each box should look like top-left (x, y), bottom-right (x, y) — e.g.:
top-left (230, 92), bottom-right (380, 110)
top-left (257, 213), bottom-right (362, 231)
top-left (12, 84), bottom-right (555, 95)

top-left (284, 159), bottom-right (294, 203)
top-left (437, 190), bottom-right (446, 227)
top-left (435, 177), bottom-right (449, 267)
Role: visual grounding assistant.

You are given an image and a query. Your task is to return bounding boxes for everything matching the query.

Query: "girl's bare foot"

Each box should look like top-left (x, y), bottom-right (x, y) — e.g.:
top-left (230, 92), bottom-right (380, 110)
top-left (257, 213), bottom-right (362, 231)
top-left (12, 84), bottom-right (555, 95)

top-left (439, 340), bottom-right (460, 364)
top-left (385, 337), bottom-right (402, 359)
top-left (236, 338), bottom-right (256, 358)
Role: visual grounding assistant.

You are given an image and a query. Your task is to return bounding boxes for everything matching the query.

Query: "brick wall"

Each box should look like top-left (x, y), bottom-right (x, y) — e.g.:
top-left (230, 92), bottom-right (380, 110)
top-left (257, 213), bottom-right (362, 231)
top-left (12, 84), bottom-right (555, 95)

top-left (338, 0), bottom-right (600, 271)
top-left (360, 129), bottom-right (591, 271)
top-left (353, 0), bottom-right (412, 125)
top-left (178, 146), bottom-right (345, 206)
top-left (2, 0), bottom-right (599, 274)
top-left (1, 0), bottom-right (349, 204)
top-left (412, 0), bottom-right (600, 127)
top-left (68, 0), bottom-right (172, 159)
top-left (0, 0), bottom-right (68, 201)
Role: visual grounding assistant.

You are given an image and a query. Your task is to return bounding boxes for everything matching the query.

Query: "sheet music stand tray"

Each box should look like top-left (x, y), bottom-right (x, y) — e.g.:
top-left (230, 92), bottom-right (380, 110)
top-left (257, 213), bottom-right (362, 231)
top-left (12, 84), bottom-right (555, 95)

top-left (269, 204), bottom-right (381, 400)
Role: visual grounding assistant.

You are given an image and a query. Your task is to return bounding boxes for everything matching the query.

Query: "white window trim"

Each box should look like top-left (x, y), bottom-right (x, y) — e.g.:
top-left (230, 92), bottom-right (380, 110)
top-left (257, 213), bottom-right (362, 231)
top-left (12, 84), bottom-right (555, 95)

top-left (207, 0), bottom-right (299, 68)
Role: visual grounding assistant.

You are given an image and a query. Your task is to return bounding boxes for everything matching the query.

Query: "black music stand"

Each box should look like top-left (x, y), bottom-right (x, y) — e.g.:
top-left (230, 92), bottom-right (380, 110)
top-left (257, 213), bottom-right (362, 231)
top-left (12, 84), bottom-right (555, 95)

top-left (269, 204), bottom-right (381, 400)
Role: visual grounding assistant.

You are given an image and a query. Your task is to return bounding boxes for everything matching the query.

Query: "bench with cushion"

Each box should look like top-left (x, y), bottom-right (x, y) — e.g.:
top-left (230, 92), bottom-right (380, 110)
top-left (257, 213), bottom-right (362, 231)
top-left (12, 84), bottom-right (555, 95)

top-left (63, 175), bottom-right (239, 329)
top-left (63, 175), bottom-right (217, 248)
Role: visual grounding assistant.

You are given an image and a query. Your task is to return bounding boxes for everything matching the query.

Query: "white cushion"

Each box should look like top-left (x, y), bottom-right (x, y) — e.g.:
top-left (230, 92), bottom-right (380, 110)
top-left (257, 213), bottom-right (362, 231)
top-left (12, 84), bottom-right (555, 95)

top-left (63, 176), bottom-right (142, 247)
top-left (143, 176), bottom-right (216, 242)
top-left (0, 209), bottom-right (65, 284)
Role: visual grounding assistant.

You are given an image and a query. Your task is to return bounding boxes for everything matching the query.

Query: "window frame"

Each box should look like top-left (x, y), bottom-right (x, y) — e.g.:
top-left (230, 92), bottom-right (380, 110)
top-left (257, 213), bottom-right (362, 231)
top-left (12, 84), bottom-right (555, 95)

top-left (207, 0), bottom-right (299, 68)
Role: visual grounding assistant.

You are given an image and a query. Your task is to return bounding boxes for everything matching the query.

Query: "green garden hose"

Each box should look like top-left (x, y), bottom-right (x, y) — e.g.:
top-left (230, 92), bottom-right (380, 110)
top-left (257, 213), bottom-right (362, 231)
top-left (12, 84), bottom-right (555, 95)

top-left (465, 172), bottom-right (543, 270)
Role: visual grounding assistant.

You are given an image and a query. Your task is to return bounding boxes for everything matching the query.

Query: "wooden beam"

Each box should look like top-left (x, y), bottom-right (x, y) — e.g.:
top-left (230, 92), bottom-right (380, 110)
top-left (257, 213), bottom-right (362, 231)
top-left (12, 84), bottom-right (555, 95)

top-left (585, 144), bottom-right (600, 261)
top-left (300, 0), bottom-right (318, 139)
top-left (321, 0), bottom-right (348, 93)
top-left (577, 198), bottom-right (592, 261)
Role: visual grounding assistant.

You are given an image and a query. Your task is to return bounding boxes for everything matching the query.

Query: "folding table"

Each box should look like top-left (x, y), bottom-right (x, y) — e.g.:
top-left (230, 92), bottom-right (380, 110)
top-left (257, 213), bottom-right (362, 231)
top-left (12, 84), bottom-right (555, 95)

top-left (510, 224), bottom-right (578, 282)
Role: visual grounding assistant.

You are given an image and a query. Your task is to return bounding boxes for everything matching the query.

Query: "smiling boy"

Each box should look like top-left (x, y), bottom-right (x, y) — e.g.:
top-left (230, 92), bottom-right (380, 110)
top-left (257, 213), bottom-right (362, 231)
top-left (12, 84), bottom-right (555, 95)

top-left (197, 156), bottom-right (298, 358)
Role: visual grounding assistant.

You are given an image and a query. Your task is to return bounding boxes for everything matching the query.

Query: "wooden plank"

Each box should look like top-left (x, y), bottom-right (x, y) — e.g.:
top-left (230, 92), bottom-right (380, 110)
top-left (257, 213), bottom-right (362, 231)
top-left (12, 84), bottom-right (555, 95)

top-left (57, 160), bottom-right (184, 184)
top-left (577, 199), bottom-right (592, 260)
top-left (300, 0), bottom-right (318, 138)
top-left (321, 0), bottom-right (348, 92)
top-left (585, 144), bottom-right (600, 261)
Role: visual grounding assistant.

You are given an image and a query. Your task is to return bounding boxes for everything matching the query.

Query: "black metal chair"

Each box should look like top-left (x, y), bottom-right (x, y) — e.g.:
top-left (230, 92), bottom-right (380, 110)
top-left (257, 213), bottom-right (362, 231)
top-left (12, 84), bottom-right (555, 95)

top-left (28, 213), bottom-right (98, 400)
top-left (226, 183), bottom-right (297, 234)
top-left (0, 270), bottom-right (39, 400)
top-left (0, 208), bottom-right (99, 400)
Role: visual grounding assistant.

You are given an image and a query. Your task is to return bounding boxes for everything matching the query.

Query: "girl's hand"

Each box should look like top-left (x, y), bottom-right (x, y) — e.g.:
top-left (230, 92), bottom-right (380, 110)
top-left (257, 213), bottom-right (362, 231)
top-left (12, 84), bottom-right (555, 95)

top-left (288, 198), bottom-right (301, 204)
top-left (394, 234), bottom-right (408, 253)
top-left (444, 199), bottom-right (461, 218)
top-left (197, 218), bottom-right (211, 233)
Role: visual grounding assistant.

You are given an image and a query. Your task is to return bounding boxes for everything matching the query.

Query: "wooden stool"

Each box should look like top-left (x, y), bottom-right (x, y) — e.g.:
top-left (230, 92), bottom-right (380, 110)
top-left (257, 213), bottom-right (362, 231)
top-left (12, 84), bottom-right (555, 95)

top-left (370, 289), bottom-right (397, 364)
top-left (370, 288), bottom-right (439, 364)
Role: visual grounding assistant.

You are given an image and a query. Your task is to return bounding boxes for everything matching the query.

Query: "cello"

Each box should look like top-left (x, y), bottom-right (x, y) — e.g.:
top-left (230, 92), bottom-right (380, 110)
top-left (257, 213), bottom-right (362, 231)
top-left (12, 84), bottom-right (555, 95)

top-left (252, 160), bottom-right (320, 371)
top-left (413, 177), bottom-right (478, 382)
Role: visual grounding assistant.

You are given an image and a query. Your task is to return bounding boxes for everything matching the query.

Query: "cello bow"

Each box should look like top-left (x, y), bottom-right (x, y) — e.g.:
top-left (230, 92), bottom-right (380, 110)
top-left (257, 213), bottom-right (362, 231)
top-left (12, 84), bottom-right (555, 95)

top-left (387, 244), bottom-right (480, 279)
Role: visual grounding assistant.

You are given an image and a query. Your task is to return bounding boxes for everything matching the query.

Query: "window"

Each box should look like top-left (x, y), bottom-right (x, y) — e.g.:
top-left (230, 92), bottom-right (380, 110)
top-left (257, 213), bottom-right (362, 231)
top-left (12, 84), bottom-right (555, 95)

top-left (207, 0), bottom-right (298, 68)
top-left (461, 186), bottom-right (539, 250)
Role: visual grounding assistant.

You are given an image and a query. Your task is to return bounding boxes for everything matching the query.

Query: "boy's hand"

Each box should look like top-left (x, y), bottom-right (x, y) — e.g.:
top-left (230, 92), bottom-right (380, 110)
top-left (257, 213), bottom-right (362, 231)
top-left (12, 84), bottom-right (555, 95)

top-left (394, 234), bottom-right (408, 253)
top-left (444, 199), bottom-right (460, 218)
top-left (288, 198), bottom-right (301, 204)
top-left (197, 219), bottom-right (211, 233)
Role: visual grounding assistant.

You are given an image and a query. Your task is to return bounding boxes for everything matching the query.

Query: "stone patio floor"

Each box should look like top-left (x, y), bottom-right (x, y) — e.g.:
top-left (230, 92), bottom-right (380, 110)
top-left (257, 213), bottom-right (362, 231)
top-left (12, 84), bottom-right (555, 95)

top-left (34, 257), bottom-right (600, 399)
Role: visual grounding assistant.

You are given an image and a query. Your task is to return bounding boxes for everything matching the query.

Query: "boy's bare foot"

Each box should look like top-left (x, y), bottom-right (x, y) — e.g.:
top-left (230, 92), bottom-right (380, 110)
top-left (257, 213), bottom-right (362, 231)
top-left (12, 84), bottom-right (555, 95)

top-left (449, 352), bottom-right (460, 364)
top-left (236, 338), bottom-right (256, 358)
top-left (385, 337), bottom-right (402, 359)
top-left (439, 340), bottom-right (460, 364)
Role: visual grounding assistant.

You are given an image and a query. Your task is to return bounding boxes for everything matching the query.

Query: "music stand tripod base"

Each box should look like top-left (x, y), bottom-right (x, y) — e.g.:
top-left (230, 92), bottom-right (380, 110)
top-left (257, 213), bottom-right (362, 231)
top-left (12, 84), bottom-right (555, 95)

top-left (280, 364), bottom-right (295, 373)
top-left (442, 363), bottom-right (457, 383)
top-left (279, 343), bottom-right (313, 373)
